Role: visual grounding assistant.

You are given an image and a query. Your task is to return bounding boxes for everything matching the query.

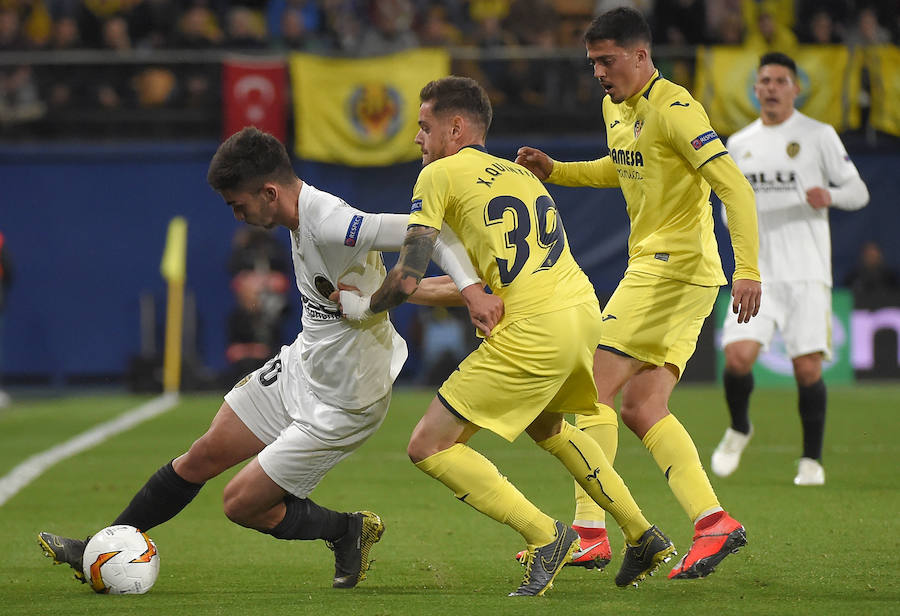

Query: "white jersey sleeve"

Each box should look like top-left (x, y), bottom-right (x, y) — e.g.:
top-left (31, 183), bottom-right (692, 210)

top-left (816, 125), bottom-right (869, 211)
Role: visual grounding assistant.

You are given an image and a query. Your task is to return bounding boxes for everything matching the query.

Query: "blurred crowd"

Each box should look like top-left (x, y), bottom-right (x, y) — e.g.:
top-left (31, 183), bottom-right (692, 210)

top-left (1, 0), bottom-right (897, 53)
top-left (0, 0), bottom-right (897, 135)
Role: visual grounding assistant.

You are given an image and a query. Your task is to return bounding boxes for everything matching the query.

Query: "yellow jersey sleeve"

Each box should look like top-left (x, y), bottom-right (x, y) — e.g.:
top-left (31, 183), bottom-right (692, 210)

top-left (700, 155), bottom-right (761, 282)
top-left (662, 101), bottom-right (728, 170)
top-left (547, 156), bottom-right (619, 188)
top-left (409, 162), bottom-right (450, 230)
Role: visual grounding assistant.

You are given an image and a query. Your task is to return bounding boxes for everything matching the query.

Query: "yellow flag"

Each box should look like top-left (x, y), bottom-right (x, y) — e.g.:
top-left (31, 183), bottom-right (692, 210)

top-left (290, 49), bottom-right (450, 166)
top-left (694, 45), bottom-right (859, 136)
top-left (866, 45), bottom-right (900, 137)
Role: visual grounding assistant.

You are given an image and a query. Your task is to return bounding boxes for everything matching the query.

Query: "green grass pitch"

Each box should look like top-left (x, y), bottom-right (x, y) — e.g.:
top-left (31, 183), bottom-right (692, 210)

top-left (1, 384), bottom-right (898, 615)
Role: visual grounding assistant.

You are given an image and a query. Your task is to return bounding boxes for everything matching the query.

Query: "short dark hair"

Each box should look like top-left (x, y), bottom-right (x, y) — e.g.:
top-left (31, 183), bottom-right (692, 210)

top-left (419, 76), bottom-right (492, 136)
top-left (207, 127), bottom-right (295, 193)
top-left (584, 7), bottom-right (652, 47)
top-left (759, 51), bottom-right (797, 76)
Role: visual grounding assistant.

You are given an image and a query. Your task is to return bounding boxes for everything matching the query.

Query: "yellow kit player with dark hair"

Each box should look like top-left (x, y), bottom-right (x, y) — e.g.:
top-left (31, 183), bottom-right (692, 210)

top-left (516, 7), bottom-right (761, 580)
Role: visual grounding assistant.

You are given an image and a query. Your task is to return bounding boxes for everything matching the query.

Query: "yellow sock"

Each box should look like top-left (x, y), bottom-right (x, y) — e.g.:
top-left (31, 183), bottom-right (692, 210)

top-left (573, 408), bottom-right (619, 527)
top-left (642, 414), bottom-right (720, 522)
top-left (415, 443), bottom-right (557, 545)
top-left (537, 421), bottom-right (649, 544)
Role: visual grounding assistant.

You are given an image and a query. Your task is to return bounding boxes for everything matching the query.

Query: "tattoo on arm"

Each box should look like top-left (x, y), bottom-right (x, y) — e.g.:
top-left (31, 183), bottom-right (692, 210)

top-left (371, 225), bottom-right (438, 313)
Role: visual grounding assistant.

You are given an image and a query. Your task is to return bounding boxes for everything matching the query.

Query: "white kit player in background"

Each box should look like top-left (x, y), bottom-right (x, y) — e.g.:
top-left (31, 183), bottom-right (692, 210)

top-left (713, 52), bottom-right (868, 486)
top-left (38, 127), bottom-right (503, 591)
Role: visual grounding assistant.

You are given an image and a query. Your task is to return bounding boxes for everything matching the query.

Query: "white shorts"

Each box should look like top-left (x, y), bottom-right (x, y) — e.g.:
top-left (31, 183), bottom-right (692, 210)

top-left (224, 348), bottom-right (391, 498)
top-left (721, 280), bottom-right (832, 360)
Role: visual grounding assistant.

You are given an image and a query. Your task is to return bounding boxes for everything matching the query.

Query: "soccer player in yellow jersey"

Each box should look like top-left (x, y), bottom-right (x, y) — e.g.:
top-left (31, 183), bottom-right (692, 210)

top-left (334, 76), bottom-right (677, 596)
top-left (516, 7), bottom-right (762, 580)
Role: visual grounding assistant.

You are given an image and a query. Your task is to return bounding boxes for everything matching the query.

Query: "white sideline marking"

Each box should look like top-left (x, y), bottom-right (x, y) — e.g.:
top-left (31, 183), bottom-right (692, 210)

top-left (0, 393), bottom-right (179, 507)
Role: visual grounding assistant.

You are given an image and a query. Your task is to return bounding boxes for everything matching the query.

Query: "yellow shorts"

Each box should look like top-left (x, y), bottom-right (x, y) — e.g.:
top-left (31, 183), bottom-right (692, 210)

top-left (599, 271), bottom-right (718, 375)
top-left (438, 301), bottom-right (603, 442)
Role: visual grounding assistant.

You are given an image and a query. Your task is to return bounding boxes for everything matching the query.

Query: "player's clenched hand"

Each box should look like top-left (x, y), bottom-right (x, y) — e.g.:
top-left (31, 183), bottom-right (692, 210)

top-left (805, 187), bottom-right (832, 210)
top-left (329, 283), bottom-right (374, 321)
top-left (515, 147), bottom-right (553, 181)
top-left (460, 283), bottom-right (504, 336)
top-left (732, 278), bottom-right (761, 323)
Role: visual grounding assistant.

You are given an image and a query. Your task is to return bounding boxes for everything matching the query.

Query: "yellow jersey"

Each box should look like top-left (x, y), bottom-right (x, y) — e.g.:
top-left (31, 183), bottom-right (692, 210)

top-left (549, 70), bottom-right (759, 286)
top-left (409, 145), bottom-right (598, 333)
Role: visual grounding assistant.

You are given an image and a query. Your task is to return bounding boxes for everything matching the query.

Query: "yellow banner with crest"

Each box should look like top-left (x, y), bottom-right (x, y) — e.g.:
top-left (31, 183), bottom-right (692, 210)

top-left (289, 49), bottom-right (450, 166)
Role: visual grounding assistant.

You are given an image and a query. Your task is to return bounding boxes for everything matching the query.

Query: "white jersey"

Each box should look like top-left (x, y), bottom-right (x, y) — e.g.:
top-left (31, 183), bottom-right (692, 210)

top-left (726, 110), bottom-right (867, 286)
top-left (285, 183), bottom-right (407, 409)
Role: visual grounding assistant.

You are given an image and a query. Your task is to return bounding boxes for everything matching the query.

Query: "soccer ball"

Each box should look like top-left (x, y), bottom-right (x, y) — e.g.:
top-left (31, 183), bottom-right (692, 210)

top-left (81, 525), bottom-right (160, 594)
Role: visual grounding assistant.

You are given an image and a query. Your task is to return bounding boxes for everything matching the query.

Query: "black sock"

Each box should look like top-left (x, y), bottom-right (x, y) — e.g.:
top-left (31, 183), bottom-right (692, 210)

top-left (723, 370), bottom-right (754, 434)
top-left (111, 460), bottom-right (204, 531)
top-left (798, 379), bottom-right (827, 460)
top-left (265, 495), bottom-right (349, 541)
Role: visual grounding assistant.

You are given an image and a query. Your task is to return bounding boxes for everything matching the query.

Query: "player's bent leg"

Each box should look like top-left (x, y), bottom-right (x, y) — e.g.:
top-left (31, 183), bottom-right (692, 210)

top-left (529, 414), bottom-right (675, 587)
top-left (412, 399), bottom-right (569, 595)
top-left (109, 403), bottom-right (265, 534)
top-left (223, 458), bottom-right (290, 530)
top-left (174, 402), bottom-right (267, 483)
top-left (571, 411), bottom-right (619, 570)
top-left (717, 340), bottom-right (760, 476)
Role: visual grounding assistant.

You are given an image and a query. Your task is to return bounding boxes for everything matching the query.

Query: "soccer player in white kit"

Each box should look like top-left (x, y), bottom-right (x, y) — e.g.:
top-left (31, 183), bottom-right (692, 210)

top-left (712, 52), bottom-right (869, 486)
top-left (38, 127), bottom-right (503, 591)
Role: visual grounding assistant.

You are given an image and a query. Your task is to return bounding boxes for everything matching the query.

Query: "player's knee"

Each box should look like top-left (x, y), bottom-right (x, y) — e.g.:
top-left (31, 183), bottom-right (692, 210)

top-left (407, 437), bottom-right (429, 464)
top-left (794, 365), bottom-right (822, 386)
top-left (222, 483), bottom-right (254, 526)
top-left (179, 438), bottom-right (229, 482)
top-left (724, 348), bottom-right (754, 375)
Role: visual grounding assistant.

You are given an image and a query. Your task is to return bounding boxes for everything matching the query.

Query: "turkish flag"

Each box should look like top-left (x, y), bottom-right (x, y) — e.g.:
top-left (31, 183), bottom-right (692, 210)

top-left (222, 58), bottom-right (288, 143)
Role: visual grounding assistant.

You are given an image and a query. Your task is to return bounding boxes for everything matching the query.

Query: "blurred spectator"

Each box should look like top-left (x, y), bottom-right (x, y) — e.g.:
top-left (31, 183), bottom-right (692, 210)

top-left (411, 306), bottom-right (471, 386)
top-left (844, 240), bottom-right (900, 303)
top-left (224, 227), bottom-right (291, 386)
top-left (504, 0), bottom-right (558, 46)
top-left (744, 3), bottom-right (797, 51)
top-left (0, 230), bottom-right (12, 408)
top-left (174, 3), bottom-right (223, 48)
top-left (266, 0), bottom-right (322, 44)
top-left (272, 7), bottom-right (330, 50)
top-left (800, 10), bottom-right (842, 44)
top-left (228, 226), bottom-right (291, 276)
top-left (91, 16), bottom-right (133, 109)
top-left (43, 15), bottom-right (82, 110)
top-left (845, 6), bottom-right (891, 47)
top-left (706, 0), bottom-right (743, 44)
top-left (223, 5), bottom-right (266, 49)
top-left (468, 0), bottom-right (512, 25)
top-left (594, 1), bottom-right (654, 17)
top-left (654, 0), bottom-right (706, 45)
top-left (0, 9), bottom-right (46, 125)
top-left (174, 5), bottom-right (221, 110)
top-left (355, 0), bottom-right (419, 56)
top-left (128, 0), bottom-right (179, 49)
top-left (416, 3), bottom-right (463, 47)
top-left (319, 0), bottom-right (364, 52)
top-left (0, 8), bottom-right (25, 49)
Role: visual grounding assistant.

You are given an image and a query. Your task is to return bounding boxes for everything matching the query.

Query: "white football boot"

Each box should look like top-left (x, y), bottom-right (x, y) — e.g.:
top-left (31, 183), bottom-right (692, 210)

top-left (794, 457), bottom-right (825, 486)
top-left (710, 427), bottom-right (753, 477)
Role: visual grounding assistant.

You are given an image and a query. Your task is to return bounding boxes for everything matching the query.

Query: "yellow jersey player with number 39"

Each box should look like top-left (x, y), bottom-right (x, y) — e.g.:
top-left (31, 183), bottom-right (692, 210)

top-left (335, 76), bottom-right (677, 596)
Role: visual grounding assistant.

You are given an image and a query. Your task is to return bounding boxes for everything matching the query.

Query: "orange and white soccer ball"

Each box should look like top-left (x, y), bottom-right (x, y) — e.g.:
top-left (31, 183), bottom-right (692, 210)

top-left (82, 524), bottom-right (160, 594)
